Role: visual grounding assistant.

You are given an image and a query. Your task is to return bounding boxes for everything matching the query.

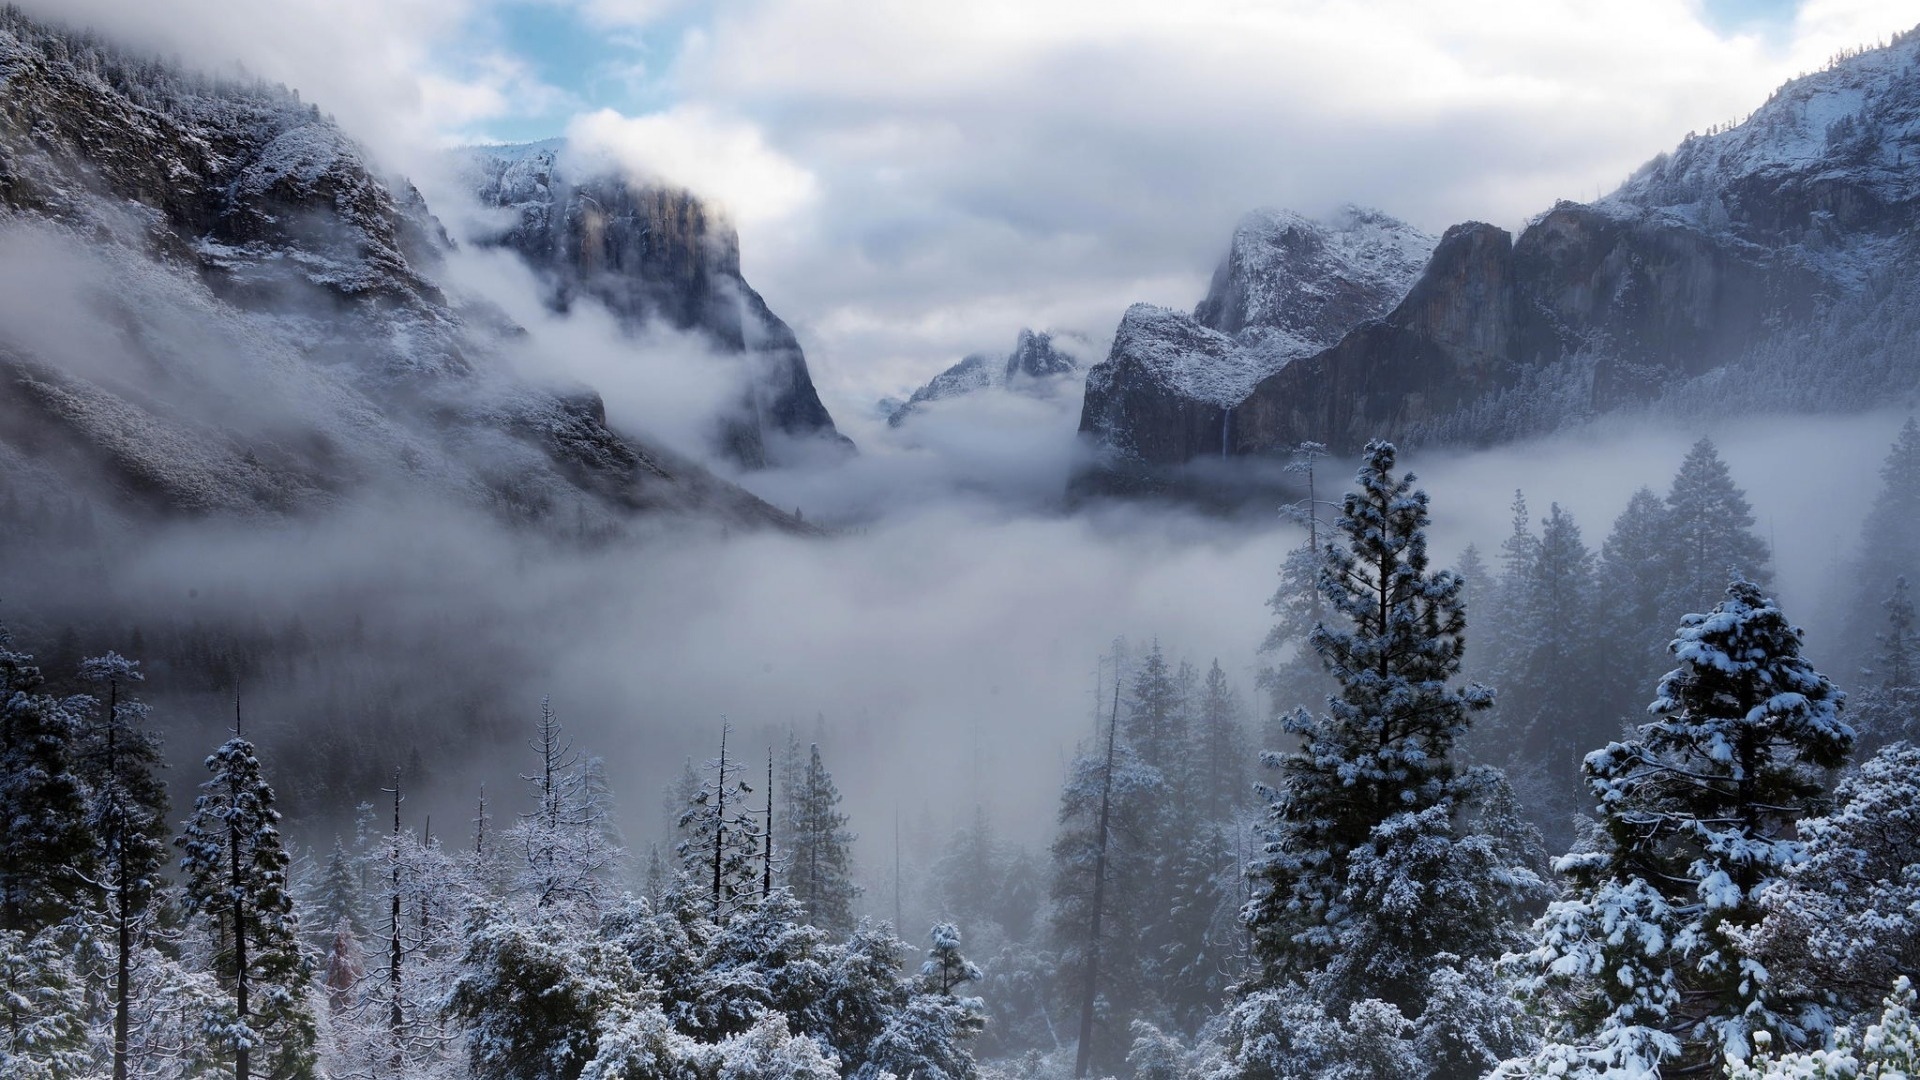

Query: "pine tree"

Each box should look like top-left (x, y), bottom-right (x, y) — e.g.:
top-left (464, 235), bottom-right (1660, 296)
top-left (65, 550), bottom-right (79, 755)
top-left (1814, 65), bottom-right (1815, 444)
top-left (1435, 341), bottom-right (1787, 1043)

top-left (1194, 659), bottom-right (1250, 823)
top-left (784, 743), bottom-right (858, 934)
top-left (512, 699), bottom-right (618, 916)
top-left (1594, 486), bottom-right (1672, 721)
top-left (921, 923), bottom-right (982, 995)
top-left (75, 652), bottom-right (169, 1080)
top-left (1244, 441), bottom-right (1499, 996)
top-left (0, 630), bottom-right (93, 937)
top-left (1878, 575), bottom-right (1916, 691)
top-left (1661, 437), bottom-right (1772, 625)
top-left (1125, 642), bottom-right (1187, 781)
top-left (1509, 579), bottom-right (1853, 1076)
top-left (676, 724), bottom-right (760, 916)
top-left (177, 718), bottom-right (317, 1080)
top-left (1845, 418), bottom-right (1920, 672)
top-left (311, 837), bottom-right (364, 943)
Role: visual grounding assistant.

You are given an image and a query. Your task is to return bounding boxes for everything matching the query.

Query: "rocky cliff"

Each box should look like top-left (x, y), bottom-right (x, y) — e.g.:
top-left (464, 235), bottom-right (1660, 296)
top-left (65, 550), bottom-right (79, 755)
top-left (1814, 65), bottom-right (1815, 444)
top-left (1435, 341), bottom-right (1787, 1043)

top-left (466, 142), bottom-right (852, 467)
top-left (0, 10), bottom-right (803, 533)
top-left (1077, 206), bottom-right (1435, 476)
top-left (886, 328), bottom-right (1087, 427)
top-left (1081, 27), bottom-right (1920, 479)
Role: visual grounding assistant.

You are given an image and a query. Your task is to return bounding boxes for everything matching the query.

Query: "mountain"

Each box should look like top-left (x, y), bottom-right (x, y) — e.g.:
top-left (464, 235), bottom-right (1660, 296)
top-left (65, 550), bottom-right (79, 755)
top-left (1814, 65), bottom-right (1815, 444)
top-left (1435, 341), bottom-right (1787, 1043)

top-left (886, 328), bottom-right (1088, 427)
top-left (465, 141), bottom-right (853, 468)
top-left (1081, 28), bottom-right (1920, 483)
top-left (1076, 206), bottom-right (1436, 484)
top-left (0, 10), bottom-right (803, 533)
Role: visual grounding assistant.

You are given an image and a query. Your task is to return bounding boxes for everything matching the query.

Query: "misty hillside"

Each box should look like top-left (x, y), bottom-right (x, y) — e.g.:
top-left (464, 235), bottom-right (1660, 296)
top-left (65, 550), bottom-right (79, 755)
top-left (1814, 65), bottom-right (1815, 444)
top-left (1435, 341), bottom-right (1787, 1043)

top-left (7, 6), bottom-right (1920, 1080)
top-left (1079, 29), bottom-right (1920, 491)
top-left (0, 8), bottom-right (807, 533)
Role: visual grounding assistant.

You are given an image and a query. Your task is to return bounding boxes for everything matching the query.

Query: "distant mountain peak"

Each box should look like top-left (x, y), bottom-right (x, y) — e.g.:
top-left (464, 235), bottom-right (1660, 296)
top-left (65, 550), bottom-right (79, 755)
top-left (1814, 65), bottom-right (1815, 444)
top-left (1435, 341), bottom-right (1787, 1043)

top-left (887, 328), bottom-right (1090, 427)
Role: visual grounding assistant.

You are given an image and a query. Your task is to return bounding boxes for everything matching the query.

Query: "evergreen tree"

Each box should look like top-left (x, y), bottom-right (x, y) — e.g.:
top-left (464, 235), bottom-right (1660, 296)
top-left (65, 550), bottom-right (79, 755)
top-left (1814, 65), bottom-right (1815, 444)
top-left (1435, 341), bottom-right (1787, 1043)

top-left (1878, 575), bottom-right (1916, 691)
top-left (0, 630), bottom-right (93, 937)
top-left (1594, 486), bottom-right (1673, 722)
top-left (1194, 659), bottom-right (1250, 823)
top-left (1844, 417), bottom-right (1920, 672)
top-left (1125, 642), bottom-right (1187, 782)
top-left (511, 699), bottom-right (618, 917)
top-left (783, 743), bottom-right (858, 935)
top-left (75, 652), bottom-right (169, 1080)
top-left (0, 926), bottom-right (91, 1079)
top-left (1508, 579), bottom-right (1853, 1076)
top-left (311, 837), bottom-right (364, 944)
top-left (676, 724), bottom-right (760, 916)
top-left (1051, 671), bottom-right (1161, 1077)
top-left (1661, 437), bottom-right (1772, 625)
top-left (1244, 441), bottom-right (1499, 996)
top-left (177, 723), bottom-right (317, 1080)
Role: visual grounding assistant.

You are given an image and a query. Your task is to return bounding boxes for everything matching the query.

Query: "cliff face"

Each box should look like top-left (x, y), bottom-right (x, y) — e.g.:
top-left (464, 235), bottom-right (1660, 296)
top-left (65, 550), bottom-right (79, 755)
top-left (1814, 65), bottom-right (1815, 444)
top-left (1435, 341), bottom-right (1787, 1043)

top-left (1077, 206), bottom-right (1434, 475)
top-left (0, 12), bottom-right (804, 533)
top-left (1081, 27), bottom-right (1920, 476)
top-left (467, 143), bottom-right (852, 468)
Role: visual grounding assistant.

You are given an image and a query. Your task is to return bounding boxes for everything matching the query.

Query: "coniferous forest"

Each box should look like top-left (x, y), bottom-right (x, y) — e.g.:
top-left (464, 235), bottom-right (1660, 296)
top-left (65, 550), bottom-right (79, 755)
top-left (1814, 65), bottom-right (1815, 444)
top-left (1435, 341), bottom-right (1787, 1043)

top-left (5, 425), bottom-right (1920, 1080)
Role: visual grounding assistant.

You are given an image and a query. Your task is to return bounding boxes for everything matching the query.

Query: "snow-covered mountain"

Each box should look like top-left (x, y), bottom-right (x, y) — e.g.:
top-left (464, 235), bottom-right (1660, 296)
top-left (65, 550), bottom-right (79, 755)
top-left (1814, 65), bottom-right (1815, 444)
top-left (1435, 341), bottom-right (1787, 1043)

top-left (1080, 27), bottom-right (1920, 489)
top-left (0, 11), bottom-right (803, 533)
top-left (886, 329), bottom-right (1088, 427)
top-left (464, 141), bottom-right (853, 468)
top-left (1077, 206), bottom-right (1435, 480)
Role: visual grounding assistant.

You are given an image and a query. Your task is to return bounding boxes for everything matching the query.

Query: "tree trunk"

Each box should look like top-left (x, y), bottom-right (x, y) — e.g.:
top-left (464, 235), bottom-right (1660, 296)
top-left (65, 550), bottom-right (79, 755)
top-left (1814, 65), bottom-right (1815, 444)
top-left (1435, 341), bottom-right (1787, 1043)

top-left (1075, 676), bottom-right (1121, 1079)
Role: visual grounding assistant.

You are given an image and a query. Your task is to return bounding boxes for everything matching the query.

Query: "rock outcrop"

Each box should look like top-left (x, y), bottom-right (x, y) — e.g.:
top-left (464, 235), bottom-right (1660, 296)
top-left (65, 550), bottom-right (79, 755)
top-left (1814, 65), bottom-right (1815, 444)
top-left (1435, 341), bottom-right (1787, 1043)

top-left (1080, 27), bottom-right (1920, 480)
top-left (1077, 206), bottom-right (1435, 478)
top-left (886, 328), bottom-right (1088, 427)
top-left (467, 142), bottom-right (852, 467)
top-left (0, 11), bottom-right (804, 533)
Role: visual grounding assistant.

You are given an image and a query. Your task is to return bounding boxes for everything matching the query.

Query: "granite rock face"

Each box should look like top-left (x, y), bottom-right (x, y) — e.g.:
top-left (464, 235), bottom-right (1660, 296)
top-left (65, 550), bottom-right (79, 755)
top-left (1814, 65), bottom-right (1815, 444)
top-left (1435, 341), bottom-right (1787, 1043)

top-left (1080, 27), bottom-right (1920, 480)
top-left (467, 142), bottom-right (852, 468)
top-left (0, 12), bottom-right (804, 533)
top-left (1078, 207), bottom-right (1435, 473)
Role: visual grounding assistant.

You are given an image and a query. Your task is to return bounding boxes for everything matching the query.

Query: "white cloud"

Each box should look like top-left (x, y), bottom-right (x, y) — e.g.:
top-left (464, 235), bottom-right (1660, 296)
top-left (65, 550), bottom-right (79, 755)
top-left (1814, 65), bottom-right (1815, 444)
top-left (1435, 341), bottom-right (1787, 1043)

top-left (565, 104), bottom-right (821, 225)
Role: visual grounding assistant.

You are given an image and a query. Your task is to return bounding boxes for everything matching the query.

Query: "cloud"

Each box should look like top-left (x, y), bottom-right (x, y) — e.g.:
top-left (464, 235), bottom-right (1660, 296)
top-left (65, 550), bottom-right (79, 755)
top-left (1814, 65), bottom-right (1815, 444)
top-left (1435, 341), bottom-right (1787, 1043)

top-left (640, 0), bottom-right (1920, 417)
top-left (565, 104), bottom-right (820, 226)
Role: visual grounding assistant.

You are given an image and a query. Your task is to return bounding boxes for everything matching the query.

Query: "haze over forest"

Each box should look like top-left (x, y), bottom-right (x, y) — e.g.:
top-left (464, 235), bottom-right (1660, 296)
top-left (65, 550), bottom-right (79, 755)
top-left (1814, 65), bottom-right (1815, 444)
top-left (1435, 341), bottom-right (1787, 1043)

top-left (2, 2), bottom-right (1920, 1080)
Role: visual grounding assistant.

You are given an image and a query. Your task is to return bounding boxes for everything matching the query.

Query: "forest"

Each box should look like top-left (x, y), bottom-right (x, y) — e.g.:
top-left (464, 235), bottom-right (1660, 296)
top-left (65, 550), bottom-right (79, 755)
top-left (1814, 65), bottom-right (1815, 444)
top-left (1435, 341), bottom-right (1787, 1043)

top-left (2, 422), bottom-right (1919, 1080)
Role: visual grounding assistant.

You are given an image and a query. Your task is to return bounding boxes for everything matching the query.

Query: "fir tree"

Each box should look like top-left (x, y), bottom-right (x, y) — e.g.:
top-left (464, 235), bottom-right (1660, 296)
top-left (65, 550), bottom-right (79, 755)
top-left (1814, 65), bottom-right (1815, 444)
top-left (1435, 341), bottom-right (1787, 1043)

top-left (1845, 417), bottom-right (1920, 672)
top-left (176, 718), bottom-right (317, 1080)
top-left (0, 630), bottom-right (93, 937)
top-left (676, 724), bottom-right (760, 916)
top-left (1508, 579), bottom-right (1853, 1076)
top-left (75, 652), bottom-right (168, 1080)
top-left (1244, 441), bottom-right (1499, 996)
top-left (1594, 486), bottom-right (1673, 721)
top-left (1661, 437), bottom-right (1772, 624)
top-left (783, 743), bottom-right (858, 935)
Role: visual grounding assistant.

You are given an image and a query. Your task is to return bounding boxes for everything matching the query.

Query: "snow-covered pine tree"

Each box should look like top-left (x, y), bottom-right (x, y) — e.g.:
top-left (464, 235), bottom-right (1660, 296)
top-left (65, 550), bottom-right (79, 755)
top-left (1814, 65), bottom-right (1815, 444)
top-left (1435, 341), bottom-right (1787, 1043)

top-left (1506, 579), bottom-right (1853, 1076)
top-left (1661, 438), bottom-right (1772, 627)
top-left (311, 837), bottom-right (365, 944)
top-left (784, 743), bottom-right (858, 935)
top-left (0, 629), bottom-right (93, 937)
top-left (510, 699), bottom-right (618, 918)
top-left (75, 651), bottom-right (169, 1080)
top-left (176, 718), bottom-right (317, 1080)
top-left (1244, 440), bottom-right (1499, 995)
top-left (922, 922), bottom-right (982, 996)
top-left (1879, 575), bottom-right (1917, 691)
top-left (1854, 576), bottom-right (1920, 747)
top-left (677, 723), bottom-right (761, 916)
top-left (1747, 741), bottom-right (1920, 1030)
top-left (0, 925), bottom-right (91, 1079)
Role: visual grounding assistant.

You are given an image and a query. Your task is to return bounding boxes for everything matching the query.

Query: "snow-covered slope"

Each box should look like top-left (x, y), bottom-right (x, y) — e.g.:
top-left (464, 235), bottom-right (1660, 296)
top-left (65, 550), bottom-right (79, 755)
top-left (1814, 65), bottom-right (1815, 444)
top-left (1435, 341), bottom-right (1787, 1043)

top-left (1080, 26), bottom-right (1920, 489)
top-left (1077, 206), bottom-right (1434, 471)
top-left (886, 329), bottom-right (1089, 427)
top-left (0, 10), bottom-right (803, 533)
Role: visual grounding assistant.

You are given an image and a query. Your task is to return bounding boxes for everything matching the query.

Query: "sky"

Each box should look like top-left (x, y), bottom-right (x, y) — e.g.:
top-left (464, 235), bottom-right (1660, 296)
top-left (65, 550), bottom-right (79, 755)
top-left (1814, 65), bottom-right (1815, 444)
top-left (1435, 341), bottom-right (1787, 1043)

top-left (26, 0), bottom-right (1920, 422)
